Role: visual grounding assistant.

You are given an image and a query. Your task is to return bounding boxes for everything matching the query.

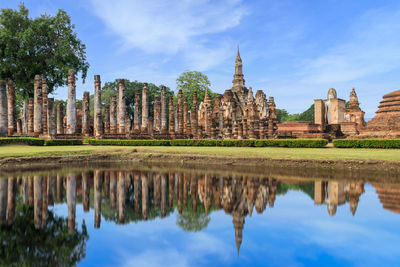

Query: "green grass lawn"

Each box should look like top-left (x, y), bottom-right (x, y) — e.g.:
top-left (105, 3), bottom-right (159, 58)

top-left (0, 144), bottom-right (400, 161)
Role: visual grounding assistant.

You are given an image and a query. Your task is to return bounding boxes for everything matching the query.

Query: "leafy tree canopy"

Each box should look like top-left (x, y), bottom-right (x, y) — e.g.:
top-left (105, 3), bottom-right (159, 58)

top-left (0, 3), bottom-right (89, 99)
top-left (176, 71), bottom-right (216, 109)
top-left (277, 104), bottom-right (314, 123)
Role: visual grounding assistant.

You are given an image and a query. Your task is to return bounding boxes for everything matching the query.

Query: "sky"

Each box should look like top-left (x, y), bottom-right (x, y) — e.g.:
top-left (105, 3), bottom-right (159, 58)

top-left (2, 0), bottom-right (400, 117)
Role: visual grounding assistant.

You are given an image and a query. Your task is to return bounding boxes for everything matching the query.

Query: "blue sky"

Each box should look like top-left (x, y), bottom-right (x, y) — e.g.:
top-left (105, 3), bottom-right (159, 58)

top-left (3, 0), bottom-right (400, 117)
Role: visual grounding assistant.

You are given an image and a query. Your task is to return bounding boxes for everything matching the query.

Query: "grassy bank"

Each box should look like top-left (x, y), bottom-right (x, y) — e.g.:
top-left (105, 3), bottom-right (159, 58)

top-left (0, 144), bottom-right (400, 161)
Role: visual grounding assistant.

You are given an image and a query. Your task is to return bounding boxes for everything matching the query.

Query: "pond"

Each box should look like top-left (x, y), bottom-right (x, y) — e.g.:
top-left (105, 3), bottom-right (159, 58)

top-left (0, 163), bottom-right (399, 266)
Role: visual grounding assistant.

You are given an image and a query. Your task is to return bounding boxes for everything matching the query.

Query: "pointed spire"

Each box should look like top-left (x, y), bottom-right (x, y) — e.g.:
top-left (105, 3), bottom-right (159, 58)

top-left (236, 45), bottom-right (241, 62)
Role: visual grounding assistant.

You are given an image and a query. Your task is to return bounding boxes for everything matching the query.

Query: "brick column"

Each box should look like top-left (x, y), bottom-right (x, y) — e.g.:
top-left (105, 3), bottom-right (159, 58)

top-left (141, 83), bottom-right (149, 133)
top-left (28, 98), bottom-right (34, 135)
top-left (168, 96), bottom-right (175, 136)
top-left (7, 80), bottom-right (16, 136)
top-left (118, 79), bottom-right (126, 134)
top-left (94, 75), bottom-right (102, 137)
top-left (178, 90), bottom-right (184, 135)
top-left (0, 81), bottom-right (7, 137)
top-left (161, 86), bottom-right (167, 134)
top-left (104, 105), bottom-right (110, 134)
top-left (133, 90), bottom-right (141, 134)
top-left (56, 102), bottom-right (64, 134)
top-left (82, 91), bottom-right (90, 136)
top-left (47, 98), bottom-right (56, 137)
top-left (153, 96), bottom-right (161, 133)
top-left (66, 70), bottom-right (76, 134)
top-left (191, 92), bottom-right (198, 138)
top-left (33, 75), bottom-right (43, 135)
top-left (41, 77), bottom-right (48, 134)
top-left (110, 95), bottom-right (117, 134)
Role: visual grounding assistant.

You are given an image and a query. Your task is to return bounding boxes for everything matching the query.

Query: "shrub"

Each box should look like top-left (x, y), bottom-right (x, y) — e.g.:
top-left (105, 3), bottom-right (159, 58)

top-left (45, 139), bottom-right (83, 146)
top-left (0, 137), bottom-right (44, 146)
top-left (333, 139), bottom-right (400, 149)
top-left (87, 138), bottom-right (328, 148)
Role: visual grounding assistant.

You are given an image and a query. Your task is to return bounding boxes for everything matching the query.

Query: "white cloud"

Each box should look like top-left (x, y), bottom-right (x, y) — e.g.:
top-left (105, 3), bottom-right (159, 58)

top-left (90, 0), bottom-right (248, 69)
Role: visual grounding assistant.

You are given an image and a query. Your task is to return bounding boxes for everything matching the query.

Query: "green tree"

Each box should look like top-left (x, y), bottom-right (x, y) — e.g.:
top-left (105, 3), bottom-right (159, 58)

top-left (90, 79), bottom-right (174, 120)
top-left (276, 104), bottom-right (314, 123)
top-left (176, 71), bottom-right (215, 109)
top-left (0, 3), bottom-right (89, 99)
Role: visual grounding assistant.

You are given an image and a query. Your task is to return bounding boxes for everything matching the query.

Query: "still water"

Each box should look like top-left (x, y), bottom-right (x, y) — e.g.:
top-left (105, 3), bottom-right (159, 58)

top-left (0, 164), bottom-right (400, 266)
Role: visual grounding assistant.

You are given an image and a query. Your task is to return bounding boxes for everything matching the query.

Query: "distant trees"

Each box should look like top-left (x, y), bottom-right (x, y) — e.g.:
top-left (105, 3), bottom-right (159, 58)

top-left (277, 104), bottom-right (314, 123)
top-left (0, 3), bottom-right (89, 98)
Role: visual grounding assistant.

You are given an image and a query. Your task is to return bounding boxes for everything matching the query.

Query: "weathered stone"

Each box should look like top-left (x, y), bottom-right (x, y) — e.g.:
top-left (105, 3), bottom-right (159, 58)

top-left (7, 80), bottom-right (16, 136)
top-left (178, 90), bottom-right (184, 135)
top-left (118, 79), bottom-right (127, 134)
top-left (153, 95), bottom-right (161, 133)
top-left (56, 102), bottom-right (64, 134)
top-left (104, 105), bottom-right (110, 134)
top-left (94, 75), bottom-right (103, 137)
top-left (94, 170), bottom-right (102, 228)
top-left (161, 86), bottom-right (167, 134)
top-left (191, 92), bottom-right (198, 138)
top-left (47, 98), bottom-right (56, 137)
top-left (67, 174), bottom-right (76, 234)
top-left (16, 119), bottom-right (22, 135)
top-left (110, 95), bottom-right (118, 134)
top-left (82, 91), bottom-right (90, 136)
top-left (0, 81), bottom-right (7, 137)
top-left (66, 70), bottom-right (76, 134)
top-left (41, 77), bottom-right (48, 134)
top-left (133, 90), bottom-right (141, 134)
top-left (169, 96), bottom-right (175, 135)
top-left (21, 100), bottom-right (28, 135)
top-left (141, 83), bottom-right (149, 133)
top-left (33, 75), bottom-right (43, 135)
top-left (28, 98), bottom-right (34, 135)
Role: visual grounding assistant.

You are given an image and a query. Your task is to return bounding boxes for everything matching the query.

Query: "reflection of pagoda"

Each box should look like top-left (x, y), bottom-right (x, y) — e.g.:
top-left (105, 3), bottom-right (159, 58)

top-left (232, 199), bottom-right (247, 255)
top-left (373, 184), bottom-right (400, 214)
top-left (314, 181), bottom-right (364, 216)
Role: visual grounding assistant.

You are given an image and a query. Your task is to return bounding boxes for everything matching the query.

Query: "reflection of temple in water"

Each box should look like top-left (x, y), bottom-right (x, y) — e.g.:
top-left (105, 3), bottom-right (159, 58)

top-left (1, 172), bottom-right (400, 255)
top-left (314, 181), bottom-right (365, 216)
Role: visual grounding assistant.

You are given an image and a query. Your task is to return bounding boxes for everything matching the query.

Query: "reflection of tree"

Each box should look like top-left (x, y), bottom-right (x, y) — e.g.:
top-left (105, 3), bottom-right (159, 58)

top-left (0, 203), bottom-right (89, 266)
top-left (177, 209), bottom-right (210, 232)
top-left (176, 196), bottom-right (211, 232)
top-left (276, 182), bottom-right (314, 200)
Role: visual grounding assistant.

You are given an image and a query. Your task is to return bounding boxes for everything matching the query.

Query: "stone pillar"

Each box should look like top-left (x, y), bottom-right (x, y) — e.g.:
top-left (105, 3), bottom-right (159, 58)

top-left (168, 96), bottom-right (175, 136)
top-left (161, 86), bottom-right (167, 134)
top-left (184, 100), bottom-right (188, 135)
top-left (67, 174), bottom-right (76, 234)
top-left (28, 98), bottom-right (34, 135)
top-left (82, 91), bottom-right (90, 136)
top-left (141, 83), bottom-right (149, 133)
top-left (94, 75), bottom-right (102, 137)
top-left (41, 77), bottom-right (48, 134)
top-left (0, 178), bottom-right (7, 224)
top-left (47, 98), bottom-right (56, 137)
top-left (174, 105), bottom-right (178, 133)
top-left (125, 113), bottom-right (131, 135)
top-left (104, 105), bottom-right (110, 134)
top-left (110, 95), bottom-right (117, 134)
top-left (142, 173), bottom-right (148, 220)
top-left (16, 119), bottom-right (22, 135)
top-left (133, 90), bottom-right (141, 134)
top-left (177, 90), bottom-right (184, 135)
top-left (33, 75), bottom-right (43, 135)
top-left (22, 100), bottom-right (28, 135)
top-left (314, 99), bottom-right (326, 131)
top-left (94, 170), bottom-right (102, 228)
top-left (56, 102), bottom-right (64, 134)
top-left (118, 79), bottom-right (126, 134)
top-left (7, 80), bottom-right (16, 136)
top-left (191, 92), bottom-right (198, 138)
top-left (268, 119), bottom-right (274, 137)
top-left (66, 70), bottom-right (76, 134)
top-left (153, 96), bottom-right (161, 133)
top-left (0, 81), bottom-right (7, 137)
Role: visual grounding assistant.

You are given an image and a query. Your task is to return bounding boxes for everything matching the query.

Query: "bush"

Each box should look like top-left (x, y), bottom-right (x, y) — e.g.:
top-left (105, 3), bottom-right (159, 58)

top-left (45, 139), bottom-right (83, 146)
top-left (0, 137), bottom-right (44, 146)
top-left (333, 139), bottom-right (400, 149)
top-left (87, 138), bottom-right (328, 148)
